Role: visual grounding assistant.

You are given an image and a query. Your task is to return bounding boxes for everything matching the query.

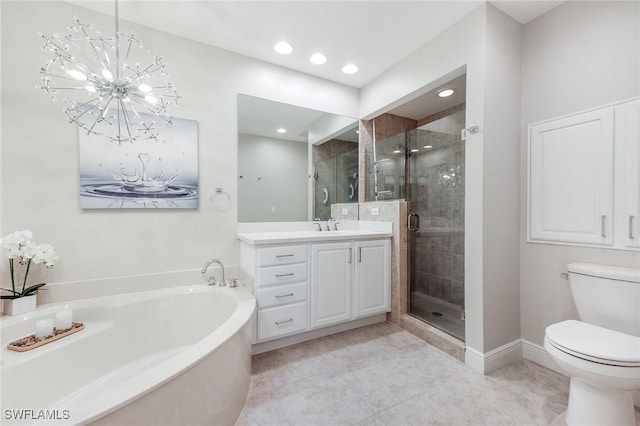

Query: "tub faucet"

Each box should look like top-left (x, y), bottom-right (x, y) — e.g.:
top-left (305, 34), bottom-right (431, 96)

top-left (328, 217), bottom-right (339, 231)
top-left (313, 217), bottom-right (323, 232)
top-left (202, 258), bottom-right (225, 286)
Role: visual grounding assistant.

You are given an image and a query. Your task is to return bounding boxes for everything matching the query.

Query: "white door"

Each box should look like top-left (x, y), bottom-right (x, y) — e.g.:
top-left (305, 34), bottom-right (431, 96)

top-left (310, 242), bottom-right (352, 328)
top-left (529, 107), bottom-right (614, 245)
top-left (354, 240), bottom-right (390, 318)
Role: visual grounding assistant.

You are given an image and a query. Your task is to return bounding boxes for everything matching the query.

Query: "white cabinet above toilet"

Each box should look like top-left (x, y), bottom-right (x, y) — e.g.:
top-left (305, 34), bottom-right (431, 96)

top-left (528, 98), bottom-right (639, 251)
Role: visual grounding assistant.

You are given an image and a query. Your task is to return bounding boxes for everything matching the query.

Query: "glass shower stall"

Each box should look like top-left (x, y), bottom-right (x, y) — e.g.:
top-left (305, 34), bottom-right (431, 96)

top-left (371, 107), bottom-right (466, 340)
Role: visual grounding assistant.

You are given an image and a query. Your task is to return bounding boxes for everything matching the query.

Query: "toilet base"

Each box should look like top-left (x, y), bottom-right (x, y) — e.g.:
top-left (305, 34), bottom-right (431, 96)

top-left (566, 378), bottom-right (636, 426)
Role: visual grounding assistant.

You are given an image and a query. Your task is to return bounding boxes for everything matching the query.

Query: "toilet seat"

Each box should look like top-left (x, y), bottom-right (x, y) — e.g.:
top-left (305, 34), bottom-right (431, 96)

top-left (545, 320), bottom-right (640, 367)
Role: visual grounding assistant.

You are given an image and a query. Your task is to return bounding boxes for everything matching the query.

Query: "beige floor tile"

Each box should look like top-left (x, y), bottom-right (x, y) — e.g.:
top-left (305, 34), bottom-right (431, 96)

top-left (488, 359), bottom-right (570, 416)
top-left (237, 323), bottom-right (575, 426)
top-left (275, 371), bottom-right (374, 425)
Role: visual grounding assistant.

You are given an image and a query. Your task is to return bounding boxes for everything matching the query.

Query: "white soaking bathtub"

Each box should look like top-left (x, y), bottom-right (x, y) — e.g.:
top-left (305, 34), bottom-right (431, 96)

top-left (1, 284), bottom-right (256, 426)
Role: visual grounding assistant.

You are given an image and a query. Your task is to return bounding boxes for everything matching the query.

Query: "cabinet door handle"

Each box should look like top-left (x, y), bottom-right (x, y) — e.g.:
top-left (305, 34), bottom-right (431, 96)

top-left (275, 254), bottom-right (294, 258)
top-left (275, 293), bottom-right (294, 299)
top-left (275, 273), bottom-right (294, 278)
top-left (630, 216), bottom-right (635, 240)
top-left (348, 248), bottom-right (352, 264)
top-left (358, 247), bottom-right (362, 263)
top-left (601, 215), bottom-right (606, 238)
top-left (275, 318), bottom-right (294, 325)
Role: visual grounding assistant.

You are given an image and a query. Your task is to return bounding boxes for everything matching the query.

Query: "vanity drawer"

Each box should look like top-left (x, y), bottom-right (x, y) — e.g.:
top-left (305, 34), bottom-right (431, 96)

top-left (256, 263), bottom-right (307, 287)
top-left (257, 302), bottom-right (308, 341)
top-left (257, 245), bottom-right (307, 267)
top-left (256, 282), bottom-right (307, 308)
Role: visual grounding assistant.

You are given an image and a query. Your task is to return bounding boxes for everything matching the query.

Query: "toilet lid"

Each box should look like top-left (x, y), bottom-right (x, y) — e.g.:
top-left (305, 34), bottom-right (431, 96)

top-left (546, 320), bottom-right (640, 366)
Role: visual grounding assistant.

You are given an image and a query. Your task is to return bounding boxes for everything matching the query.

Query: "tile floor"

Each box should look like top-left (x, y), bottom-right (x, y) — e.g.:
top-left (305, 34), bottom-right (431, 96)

top-left (236, 321), bottom-right (640, 426)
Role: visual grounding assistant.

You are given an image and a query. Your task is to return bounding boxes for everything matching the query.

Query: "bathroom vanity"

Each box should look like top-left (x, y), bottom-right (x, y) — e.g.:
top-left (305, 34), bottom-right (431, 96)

top-left (238, 221), bottom-right (392, 353)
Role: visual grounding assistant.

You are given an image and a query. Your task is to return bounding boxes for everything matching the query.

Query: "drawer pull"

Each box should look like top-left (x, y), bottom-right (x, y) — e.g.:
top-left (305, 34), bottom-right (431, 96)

top-left (275, 293), bottom-right (295, 299)
top-left (601, 215), bottom-right (606, 238)
top-left (275, 273), bottom-right (295, 278)
top-left (275, 318), bottom-right (294, 325)
top-left (630, 215), bottom-right (635, 240)
top-left (275, 254), bottom-right (295, 258)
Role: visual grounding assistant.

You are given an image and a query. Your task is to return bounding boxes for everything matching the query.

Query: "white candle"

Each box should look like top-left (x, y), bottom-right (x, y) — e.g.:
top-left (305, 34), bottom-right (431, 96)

top-left (35, 319), bottom-right (54, 339)
top-left (55, 309), bottom-right (73, 331)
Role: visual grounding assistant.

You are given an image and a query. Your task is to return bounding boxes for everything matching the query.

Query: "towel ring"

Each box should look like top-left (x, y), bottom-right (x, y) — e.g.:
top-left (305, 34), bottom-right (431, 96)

top-left (210, 187), bottom-right (231, 212)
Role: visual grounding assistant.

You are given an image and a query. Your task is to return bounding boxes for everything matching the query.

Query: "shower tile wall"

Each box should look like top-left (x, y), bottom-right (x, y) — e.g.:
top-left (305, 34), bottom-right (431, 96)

top-left (313, 139), bottom-right (358, 220)
top-left (409, 105), bottom-right (465, 309)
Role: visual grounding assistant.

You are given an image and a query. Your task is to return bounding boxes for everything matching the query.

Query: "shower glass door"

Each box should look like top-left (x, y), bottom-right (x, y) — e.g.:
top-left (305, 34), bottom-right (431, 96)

top-left (407, 107), bottom-right (466, 341)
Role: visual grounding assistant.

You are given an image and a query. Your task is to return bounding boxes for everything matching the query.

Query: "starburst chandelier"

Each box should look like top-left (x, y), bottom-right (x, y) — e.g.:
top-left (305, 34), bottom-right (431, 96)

top-left (37, 1), bottom-right (179, 144)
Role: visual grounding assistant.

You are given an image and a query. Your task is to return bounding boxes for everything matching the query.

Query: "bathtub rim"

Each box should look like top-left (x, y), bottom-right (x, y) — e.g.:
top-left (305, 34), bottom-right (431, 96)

top-left (1, 284), bottom-right (256, 425)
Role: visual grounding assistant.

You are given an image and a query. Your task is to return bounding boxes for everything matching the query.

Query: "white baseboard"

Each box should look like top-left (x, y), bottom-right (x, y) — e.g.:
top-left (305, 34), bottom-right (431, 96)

top-left (521, 339), bottom-right (565, 375)
top-left (465, 339), bottom-right (523, 374)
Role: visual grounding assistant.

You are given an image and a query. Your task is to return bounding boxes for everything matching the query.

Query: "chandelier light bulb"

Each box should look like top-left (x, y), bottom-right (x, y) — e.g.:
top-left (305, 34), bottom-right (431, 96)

top-left (145, 95), bottom-right (159, 104)
top-left (84, 84), bottom-right (96, 93)
top-left (65, 69), bottom-right (87, 81)
top-left (101, 68), bottom-right (114, 81)
top-left (138, 83), bottom-right (152, 93)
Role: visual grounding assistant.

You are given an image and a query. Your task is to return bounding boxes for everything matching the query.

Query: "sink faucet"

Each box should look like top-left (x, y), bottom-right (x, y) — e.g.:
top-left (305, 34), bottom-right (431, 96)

top-left (313, 217), bottom-right (323, 232)
top-left (201, 258), bottom-right (226, 286)
top-left (328, 217), bottom-right (339, 231)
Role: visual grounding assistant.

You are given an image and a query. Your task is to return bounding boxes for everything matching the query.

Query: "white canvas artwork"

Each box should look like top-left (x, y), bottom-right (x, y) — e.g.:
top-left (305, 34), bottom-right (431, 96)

top-left (79, 113), bottom-right (199, 209)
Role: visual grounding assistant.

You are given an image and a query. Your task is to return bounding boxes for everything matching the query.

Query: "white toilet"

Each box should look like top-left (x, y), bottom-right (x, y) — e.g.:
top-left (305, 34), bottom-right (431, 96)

top-left (544, 263), bottom-right (640, 426)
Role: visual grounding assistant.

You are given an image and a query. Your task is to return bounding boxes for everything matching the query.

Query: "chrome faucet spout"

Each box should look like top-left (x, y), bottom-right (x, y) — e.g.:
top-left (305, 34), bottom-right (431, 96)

top-left (201, 258), bottom-right (226, 286)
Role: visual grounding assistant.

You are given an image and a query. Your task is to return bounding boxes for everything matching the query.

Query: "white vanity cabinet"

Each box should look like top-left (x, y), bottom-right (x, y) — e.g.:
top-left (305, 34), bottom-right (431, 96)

top-left (310, 239), bottom-right (391, 329)
top-left (238, 226), bottom-right (392, 348)
top-left (353, 240), bottom-right (391, 318)
top-left (251, 244), bottom-right (310, 342)
top-left (310, 242), bottom-right (353, 328)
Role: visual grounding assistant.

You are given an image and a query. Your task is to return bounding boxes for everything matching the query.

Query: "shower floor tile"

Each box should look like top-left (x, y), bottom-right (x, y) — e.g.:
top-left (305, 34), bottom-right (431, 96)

top-left (236, 322), bottom-right (578, 426)
top-left (409, 291), bottom-right (465, 340)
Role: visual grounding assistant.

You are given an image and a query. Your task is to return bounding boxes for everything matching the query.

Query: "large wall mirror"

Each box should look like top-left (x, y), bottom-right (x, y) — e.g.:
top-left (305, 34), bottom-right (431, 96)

top-left (238, 94), bottom-right (359, 222)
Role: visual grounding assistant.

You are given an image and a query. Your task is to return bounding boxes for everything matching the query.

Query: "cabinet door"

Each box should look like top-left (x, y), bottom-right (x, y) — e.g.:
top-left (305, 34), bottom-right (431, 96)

top-left (619, 100), bottom-right (640, 248)
top-left (529, 107), bottom-right (614, 245)
top-left (310, 242), bottom-right (352, 329)
top-left (354, 239), bottom-right (390, 318)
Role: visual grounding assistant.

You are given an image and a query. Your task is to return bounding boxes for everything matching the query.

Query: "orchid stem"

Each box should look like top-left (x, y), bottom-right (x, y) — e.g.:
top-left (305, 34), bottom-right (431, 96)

top-left (22, 259), bottom-right (31, 295)
top-left (9, 258), bottom-right (15, 294)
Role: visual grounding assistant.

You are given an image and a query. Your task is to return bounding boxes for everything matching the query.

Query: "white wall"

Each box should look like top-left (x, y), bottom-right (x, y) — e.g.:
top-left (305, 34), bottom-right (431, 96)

top-left (362, 4), bottom-right (523, 356)
top-left (0, 1), bottom-right (358, 285)
top-left (520, 1), bottom-right (640, 345)
top-left (238, 134), bottom-right (308, 222)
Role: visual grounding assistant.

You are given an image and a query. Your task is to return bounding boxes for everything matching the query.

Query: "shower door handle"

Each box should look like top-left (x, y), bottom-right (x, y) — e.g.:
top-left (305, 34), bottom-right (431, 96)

top-left (408, 213), bottom-right (419, 232)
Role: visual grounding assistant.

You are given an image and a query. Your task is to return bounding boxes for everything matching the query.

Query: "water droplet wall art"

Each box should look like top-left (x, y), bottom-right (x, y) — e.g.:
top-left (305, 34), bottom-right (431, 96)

top-left (79, 112), bottom-right (199, 209)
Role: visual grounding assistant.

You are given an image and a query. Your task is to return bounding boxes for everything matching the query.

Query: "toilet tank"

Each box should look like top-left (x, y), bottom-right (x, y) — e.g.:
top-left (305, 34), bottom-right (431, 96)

top-left (567, 263), bottom-right (640, 336)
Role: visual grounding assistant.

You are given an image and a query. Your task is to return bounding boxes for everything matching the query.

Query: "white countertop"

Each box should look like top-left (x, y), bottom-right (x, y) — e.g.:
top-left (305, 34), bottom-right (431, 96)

top-left (237, 221), bottom-right (393, 245)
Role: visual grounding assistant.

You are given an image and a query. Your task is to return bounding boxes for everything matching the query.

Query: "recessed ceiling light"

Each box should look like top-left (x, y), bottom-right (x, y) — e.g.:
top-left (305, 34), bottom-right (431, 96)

top-left (424, 145), bottom-right (433, 149)
top-left (437, 88), bottom-right (455, 98)
top-left (310, 53), bottom-right (327, 65)
top-left (274, 41), bottom-right (293, 55)
top-left (277, 128), bottom-right (287, 134)
top-left (342, 64), bottom-right (358, 74)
